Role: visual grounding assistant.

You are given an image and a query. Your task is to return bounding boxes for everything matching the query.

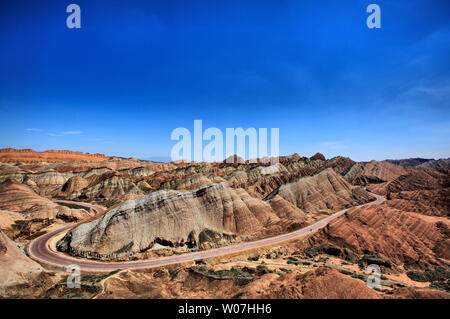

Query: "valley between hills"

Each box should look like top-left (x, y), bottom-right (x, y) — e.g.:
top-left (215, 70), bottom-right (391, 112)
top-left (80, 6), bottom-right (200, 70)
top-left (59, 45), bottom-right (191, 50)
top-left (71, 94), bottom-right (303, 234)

top-left (0, 148), bottom-right (448, 299)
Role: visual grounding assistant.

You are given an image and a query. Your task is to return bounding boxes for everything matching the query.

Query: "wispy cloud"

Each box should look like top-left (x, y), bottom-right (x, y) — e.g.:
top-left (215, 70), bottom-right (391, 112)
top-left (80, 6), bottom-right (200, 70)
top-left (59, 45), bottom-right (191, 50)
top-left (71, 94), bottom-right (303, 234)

top-left (62, 131), bottom-right (82, 135)
top-left (47, 130), bottom-right (83, 137)
top-left (319, 141), bottom-right (350, 150)
top-left (26, 128), bottom-right (42, 132)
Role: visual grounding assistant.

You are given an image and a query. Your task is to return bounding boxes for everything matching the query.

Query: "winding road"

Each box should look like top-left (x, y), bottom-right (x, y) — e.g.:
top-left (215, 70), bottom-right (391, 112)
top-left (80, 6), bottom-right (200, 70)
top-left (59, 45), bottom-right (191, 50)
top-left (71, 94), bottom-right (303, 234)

top-left (28, 193), bottom-right (385, 272)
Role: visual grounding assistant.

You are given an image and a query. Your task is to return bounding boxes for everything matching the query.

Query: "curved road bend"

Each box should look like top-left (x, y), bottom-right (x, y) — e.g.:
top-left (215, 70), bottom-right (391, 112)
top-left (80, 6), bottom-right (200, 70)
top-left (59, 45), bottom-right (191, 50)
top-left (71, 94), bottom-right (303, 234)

top-left (29, 193), bottom-right (385, 272)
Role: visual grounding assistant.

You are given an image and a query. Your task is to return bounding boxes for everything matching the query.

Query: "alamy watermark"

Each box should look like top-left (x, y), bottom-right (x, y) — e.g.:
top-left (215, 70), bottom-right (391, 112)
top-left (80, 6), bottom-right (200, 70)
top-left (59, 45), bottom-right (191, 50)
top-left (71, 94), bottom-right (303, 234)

top-left (366, 264), bottom-right (381, 289)
top-left (66, 4), bottom-right (81, 29)
top-left (65, 4), bottom-right (379, 30)
top-left (366, 4), bottom-right (381, 29)
top-left (66, 264), bottom-right (81, 289)
top-left (171, 120), bottom-right (280, 168)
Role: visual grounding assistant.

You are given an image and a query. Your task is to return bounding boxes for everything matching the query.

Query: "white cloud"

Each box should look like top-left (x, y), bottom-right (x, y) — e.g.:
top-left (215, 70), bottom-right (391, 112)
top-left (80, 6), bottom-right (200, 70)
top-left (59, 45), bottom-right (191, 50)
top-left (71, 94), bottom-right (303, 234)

top-left (26, 128), bottom-right (42, 132)
top-left (62, 131), bottom-right (82, 135)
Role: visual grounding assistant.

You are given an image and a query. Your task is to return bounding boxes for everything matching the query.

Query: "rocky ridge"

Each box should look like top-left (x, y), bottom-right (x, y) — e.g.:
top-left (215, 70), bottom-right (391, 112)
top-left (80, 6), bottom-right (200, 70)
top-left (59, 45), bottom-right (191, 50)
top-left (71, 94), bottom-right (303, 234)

top-left (57, 169), bottom-right (372, 260)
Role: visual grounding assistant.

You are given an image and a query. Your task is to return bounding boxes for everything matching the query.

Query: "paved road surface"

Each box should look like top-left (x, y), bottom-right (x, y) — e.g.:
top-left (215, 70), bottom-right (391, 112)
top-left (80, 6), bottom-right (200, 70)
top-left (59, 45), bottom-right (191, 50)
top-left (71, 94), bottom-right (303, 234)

top-left (29, 193), bottom-right (385, 272)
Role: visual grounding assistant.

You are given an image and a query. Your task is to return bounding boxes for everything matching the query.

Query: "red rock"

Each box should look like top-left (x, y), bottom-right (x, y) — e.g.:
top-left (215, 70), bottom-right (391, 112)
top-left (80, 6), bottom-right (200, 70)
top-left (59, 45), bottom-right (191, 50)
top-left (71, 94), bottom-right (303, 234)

top-left (310, 152), bottom-right (326, 161)
top-left (0, 148), bottom-right (109, 163)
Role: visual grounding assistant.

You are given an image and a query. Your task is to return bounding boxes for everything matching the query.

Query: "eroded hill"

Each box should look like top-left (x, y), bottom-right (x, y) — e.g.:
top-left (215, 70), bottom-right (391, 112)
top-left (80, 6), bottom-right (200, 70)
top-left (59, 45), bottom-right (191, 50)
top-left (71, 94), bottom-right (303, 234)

top-left (0, 150), bottom-right (448, 299)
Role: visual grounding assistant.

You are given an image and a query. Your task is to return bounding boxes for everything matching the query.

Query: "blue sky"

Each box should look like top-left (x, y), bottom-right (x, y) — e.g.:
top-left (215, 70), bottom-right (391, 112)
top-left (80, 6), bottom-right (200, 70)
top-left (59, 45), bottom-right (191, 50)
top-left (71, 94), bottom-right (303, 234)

top-left (0, 0), bottom-right (449, 161)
